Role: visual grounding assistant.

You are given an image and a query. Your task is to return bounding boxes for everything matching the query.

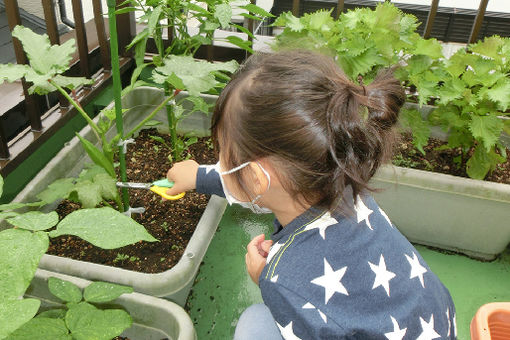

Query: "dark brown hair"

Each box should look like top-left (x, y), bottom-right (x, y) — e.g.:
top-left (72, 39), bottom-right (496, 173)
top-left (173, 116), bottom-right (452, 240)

top-left (211, 50), bottom-right (405, 213)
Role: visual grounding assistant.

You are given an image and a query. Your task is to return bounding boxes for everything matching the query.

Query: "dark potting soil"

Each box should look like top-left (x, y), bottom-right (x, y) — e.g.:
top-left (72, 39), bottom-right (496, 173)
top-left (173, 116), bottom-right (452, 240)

top-left (47, 129), bottom-right (218, 274)
top-left (393, 133), bottom-right (510, 185)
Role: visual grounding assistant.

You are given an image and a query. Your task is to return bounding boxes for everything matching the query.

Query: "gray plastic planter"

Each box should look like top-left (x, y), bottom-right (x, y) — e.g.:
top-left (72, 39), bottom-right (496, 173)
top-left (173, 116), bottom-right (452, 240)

top-left (372, 165), bottom-right (510, 260)
top-left (14, 87), bottom-right (226, 306)
top-left (28, 269), bottom-right (196, 340)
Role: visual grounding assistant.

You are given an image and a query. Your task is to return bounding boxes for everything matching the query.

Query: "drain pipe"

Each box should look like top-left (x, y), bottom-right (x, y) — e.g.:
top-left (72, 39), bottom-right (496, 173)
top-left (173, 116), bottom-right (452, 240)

top-left (58, 0), bottom-right (75, 28)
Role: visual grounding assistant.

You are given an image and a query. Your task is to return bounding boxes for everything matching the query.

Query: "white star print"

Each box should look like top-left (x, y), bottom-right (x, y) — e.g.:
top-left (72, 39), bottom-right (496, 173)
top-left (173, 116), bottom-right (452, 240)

top-left (369, 254), bottom-right (396, 296)
top-left (277, 321), bottom-right (302, 340)
top-left (303, 211), bottom-right (338, 239)
top-left (384, 316), bottom-right (407, 340)
top-left (311, 258), bottom-right (348, 304)
top-left (379, 207), bottom-right (394, 228)
top-left (446, 309), bottom-right (451, 337)
top-left (416, 314), bottom-right (440, 340)
top-left (302, 302), bottom-right (327, 323)
top-left (354, 196), bottom-right (373, 230)
top-left (266, 242), bottom-right (284, 264)
top-left (203, 165), bottom-right (215, 174)
top-left (405, 252), bottom-right (428, 288)
top-left (270, 275), bottom-right (279, 283)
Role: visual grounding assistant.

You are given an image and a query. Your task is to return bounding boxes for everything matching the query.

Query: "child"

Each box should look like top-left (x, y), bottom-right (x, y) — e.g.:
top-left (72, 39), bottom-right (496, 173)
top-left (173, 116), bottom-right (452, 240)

top-left (166, 50), bottom-right (456, 339)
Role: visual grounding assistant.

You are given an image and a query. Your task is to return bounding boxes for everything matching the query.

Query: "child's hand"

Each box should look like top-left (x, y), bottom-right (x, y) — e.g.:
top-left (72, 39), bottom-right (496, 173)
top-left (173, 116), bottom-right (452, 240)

top-left (165, 160), bottom-right (199, 196)
top-left (246, 234), bottom-right (273, 285)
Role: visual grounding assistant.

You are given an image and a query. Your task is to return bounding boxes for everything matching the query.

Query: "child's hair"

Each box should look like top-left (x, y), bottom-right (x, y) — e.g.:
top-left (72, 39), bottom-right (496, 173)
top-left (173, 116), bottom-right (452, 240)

top-left (211, 50), bottom-right (405, 213)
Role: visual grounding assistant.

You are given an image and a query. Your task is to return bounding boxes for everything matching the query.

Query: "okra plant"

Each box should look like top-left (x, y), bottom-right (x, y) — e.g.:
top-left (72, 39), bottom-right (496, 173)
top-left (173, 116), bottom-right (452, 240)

top-left (0, 175), bottom-right (156, 340)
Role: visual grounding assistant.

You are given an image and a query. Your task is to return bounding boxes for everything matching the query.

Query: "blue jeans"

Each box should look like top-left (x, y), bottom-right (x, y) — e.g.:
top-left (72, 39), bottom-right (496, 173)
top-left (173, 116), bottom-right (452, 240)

top-left (234, 304), bottom-right (283, 340)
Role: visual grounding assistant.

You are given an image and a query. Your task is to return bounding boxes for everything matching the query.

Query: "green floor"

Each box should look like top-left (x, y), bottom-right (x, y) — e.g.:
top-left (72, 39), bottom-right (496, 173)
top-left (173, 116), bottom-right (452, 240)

top-left (187, 205), bottom-right (510, 339)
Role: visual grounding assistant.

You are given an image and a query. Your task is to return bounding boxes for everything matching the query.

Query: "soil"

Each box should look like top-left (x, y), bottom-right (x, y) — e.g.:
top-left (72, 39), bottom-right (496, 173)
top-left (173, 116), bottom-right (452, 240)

top-left (47, 129), bottom-right (218, 273)
top-left (393, 133), bottom-right (510, 185)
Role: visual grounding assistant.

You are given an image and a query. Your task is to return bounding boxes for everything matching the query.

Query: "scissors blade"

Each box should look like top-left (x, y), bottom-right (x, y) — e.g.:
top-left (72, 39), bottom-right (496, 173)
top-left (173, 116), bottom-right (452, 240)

top-left (116, 182), bottom-right (152, 189)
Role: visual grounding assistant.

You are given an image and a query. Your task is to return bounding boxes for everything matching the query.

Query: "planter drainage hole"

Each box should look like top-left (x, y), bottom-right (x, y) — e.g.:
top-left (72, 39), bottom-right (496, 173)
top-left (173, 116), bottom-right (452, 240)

top-left (186, 252), bottom-right (194, 259)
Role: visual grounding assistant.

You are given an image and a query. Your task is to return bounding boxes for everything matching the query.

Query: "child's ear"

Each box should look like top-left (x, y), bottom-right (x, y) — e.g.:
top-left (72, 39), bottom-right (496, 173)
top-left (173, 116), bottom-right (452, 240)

top-left (248, 161), bottom-right (270, 196)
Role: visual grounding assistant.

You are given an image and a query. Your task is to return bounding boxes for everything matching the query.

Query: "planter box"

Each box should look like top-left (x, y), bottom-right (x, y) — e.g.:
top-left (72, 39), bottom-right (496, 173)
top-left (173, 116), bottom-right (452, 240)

top-left (372, 165), bottom-right (510, 260)
top-left (13, 87), bottom-right (226, 306)
top-left (27, 269), bottom-right (196, 340)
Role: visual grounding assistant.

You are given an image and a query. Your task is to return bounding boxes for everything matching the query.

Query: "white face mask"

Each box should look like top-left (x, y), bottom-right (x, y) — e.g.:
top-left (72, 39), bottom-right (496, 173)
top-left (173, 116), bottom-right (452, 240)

top-left (216, 161), bottom-right (272, 214)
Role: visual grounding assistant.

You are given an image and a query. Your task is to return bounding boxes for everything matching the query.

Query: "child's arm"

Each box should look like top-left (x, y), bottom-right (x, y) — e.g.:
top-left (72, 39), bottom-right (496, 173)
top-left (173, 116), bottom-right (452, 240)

top-left (166, 160), bottom-right (225, 197)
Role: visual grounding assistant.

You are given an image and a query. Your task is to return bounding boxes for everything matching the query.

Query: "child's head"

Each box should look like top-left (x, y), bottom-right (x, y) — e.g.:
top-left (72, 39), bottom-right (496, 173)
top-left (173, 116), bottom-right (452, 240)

top-left (211, 50), bottom-right (405, 213)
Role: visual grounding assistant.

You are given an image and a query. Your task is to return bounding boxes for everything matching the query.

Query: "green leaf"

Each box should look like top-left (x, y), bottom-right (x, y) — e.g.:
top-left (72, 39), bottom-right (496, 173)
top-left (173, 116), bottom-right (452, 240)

top-left (305, 9), bottom-right (334, 32)
top-left (485, 79), bottom-right (510, 111)
top-left (469, 114), bottom-right (504, 152)
top-left (36, 178), bottom-right (75, 204)
top-left (225, 35), bottom-right (254, 54)
top-left (400, 108), bottom-right (430, 154)
top-left (48, 277), bottom-right (82, 304)
top-left (6, 317), bottom-right (71, 340)
top-left (66, 302), bottom-right (131, 340)
top-left (153, 55), bottom-right (238, 96)
top-left (0, 211), bottom-right (19, 220)
top-left (0, 299), bottom-right (41, 339)
top-left (147, 5), bottom-right (163, 35)
top-left (6, 211), bottom-right (58, 231)
top-left (36, 309), bottom-right (67, 320)
top-left (214, 3), bottom-right (232, 29)
top-left (0, 229), bottom-right (48, 301)
top-left (0, 201), bottom-right (44, 211)
top-left (83, 282), bottom-right (133, 303)
top-left (12, 26), bottom-right (75, 75)
top-left (273, 12), bottom-right (304, 32)
top-left (186, 95), bottom-right (210, 114)
top-left (240, 4), bottom-right (275, 18)
top-left (0, 64), bottom-right (31, 82)
top-left (49, 207), bottom-right (157, 249)
top-left (52, 75), bottom-right (93, 91)
top-left (436, 77), bottom-right (465, 105)
top-left (71, 180), bottom-right (102, 208)
top-left (93, 173), bottom-right (118, 202)
top-left (144, 120), bottom-right (162, 127)
top-left (471, 36), bottom-right (505, 59)
top-left (76, 134), bottom-right (116, 178)
top-left (466, 144), bottom-right (505, 180)
top-left (414, 38), bottom-right (443, 59)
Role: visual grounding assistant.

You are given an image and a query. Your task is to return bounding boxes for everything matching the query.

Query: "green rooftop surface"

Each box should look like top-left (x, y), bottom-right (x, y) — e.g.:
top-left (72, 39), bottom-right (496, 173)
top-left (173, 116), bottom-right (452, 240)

top-left (187, 205), bottom-right (510, 339)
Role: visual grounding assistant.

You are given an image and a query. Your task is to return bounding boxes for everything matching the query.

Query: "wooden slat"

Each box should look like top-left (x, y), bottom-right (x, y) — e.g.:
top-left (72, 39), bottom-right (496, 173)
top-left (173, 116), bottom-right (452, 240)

top-left (292, 0), bottom-right (300, 16)
top-left (92, 0), bottom-right (111, 70)
top-left (116, 0), bottom-right (134, 57)
top-left (423, 0), bottom-right (439, 38)
top-left (469, 0), bottom-right (489, 43)
top-left (336, 0), bottom-right (344, 18)
top-left (4, 0), bottom-right (43, 134)
top-left (42, 0), bottom-right (69, 108)
top-left (71, 0), bottom-right (90, 77)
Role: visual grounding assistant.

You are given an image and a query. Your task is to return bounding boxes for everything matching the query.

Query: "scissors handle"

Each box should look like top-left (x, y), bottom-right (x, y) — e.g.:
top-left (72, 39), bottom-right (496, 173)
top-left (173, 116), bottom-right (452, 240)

top-left (150, 186), bottom-right (185, 200)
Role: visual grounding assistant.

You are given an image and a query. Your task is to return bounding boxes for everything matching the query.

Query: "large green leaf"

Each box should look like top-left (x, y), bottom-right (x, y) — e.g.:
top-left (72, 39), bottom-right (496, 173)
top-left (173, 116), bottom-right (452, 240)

top-left (0, 299), bottom-right (41, 340)
top-left (469, 114), bottom-right (504, 152)
top-left (400, 108), bottom-right (430, 154)
top-left (52, 75), bottom-right (93, 91)
top-left (36, 309), bottom-right (67, 320)
top-left (6, 211), bottom-right (58, 231)
top-left (72, 180), bottom-right (103, 209)
top-left (153, 55), bottom-right (238, 96)
top-left (93, 173), bottom-right (119, 201)
top-left (273, 11), bottom-right (304, 32)
top-left (0, 229), bottom-right (49, 301)
top-left (0, 64), bottom-right (31, 83)
top-left (83, 282), bottom-right (133, 303)
top-left (5, 317), bottom-right (71, 340)
top-left (484, 78), bottom-right (510, 111)
top-left (66, 302), bottom-right (132, 340)
top-left (48, 277), bottom-right (82, 304)
top-left (76, 134), bottom-right (116, 178)
top-left (36, 178), bottom-right (75, 204)
top-left (11, 26), bottom-right (75, 75)
top-left (0, 201), bottom-right (44, 211)
top-left (49, 207), bottom-right (157, 249)
top-left (414, 38), bottom-right (443, 59)
top-left (214, 3), bottom-right (232, 29)
top-left (466, 144), bottom-right (505, 180)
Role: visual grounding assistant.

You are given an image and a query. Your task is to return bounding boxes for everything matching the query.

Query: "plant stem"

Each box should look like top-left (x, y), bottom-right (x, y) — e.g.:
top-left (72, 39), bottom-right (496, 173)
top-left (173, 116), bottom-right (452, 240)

top-left (124, 94), bottom-right (175, 138)
top-left (107, 0), bottom-right (129, 212)
top-left (51, 81), bottom-right (102, 143)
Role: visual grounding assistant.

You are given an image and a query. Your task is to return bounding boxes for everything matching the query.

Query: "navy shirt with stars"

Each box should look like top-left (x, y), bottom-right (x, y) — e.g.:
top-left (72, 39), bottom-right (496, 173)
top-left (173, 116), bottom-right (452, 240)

top-left (196, 165), bottom-right (457, 340)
